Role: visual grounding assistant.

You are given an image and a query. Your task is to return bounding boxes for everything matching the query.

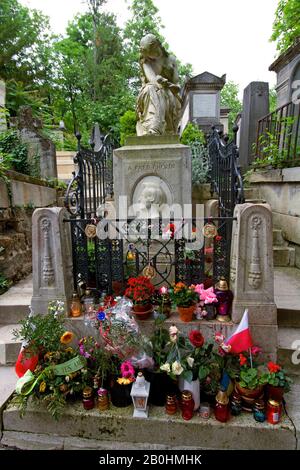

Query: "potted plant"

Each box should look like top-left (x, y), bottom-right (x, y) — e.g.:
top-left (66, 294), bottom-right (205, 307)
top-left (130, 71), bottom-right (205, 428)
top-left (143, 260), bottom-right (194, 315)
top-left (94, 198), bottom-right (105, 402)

top-left (125, 276), bottom-right (155, 320)
top-left (169, 282), bottom-right (198, 322)
top-left (110, 360), bottom-right (135, 407)
top-left (235, 353), bottom-right (267, 408)
top-left (261, 361), bottom-right (292, 401)
top-left (146, 315), bottom-right (178, 406)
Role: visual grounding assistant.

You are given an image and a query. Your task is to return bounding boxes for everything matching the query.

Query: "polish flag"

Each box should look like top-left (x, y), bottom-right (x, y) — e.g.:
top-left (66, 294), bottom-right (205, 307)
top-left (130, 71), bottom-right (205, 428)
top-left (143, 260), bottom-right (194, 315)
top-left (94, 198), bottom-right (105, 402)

top-left (15, 343), bottom-right (39, 378)
top-left (224, 309), bottom-right (253, 354)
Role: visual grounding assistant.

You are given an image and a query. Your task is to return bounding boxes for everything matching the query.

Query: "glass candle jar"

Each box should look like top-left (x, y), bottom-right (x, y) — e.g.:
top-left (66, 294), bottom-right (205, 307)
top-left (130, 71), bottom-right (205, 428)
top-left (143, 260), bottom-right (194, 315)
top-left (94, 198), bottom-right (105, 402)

top-left (181, 390), bottom-right (194, 421)
top-left (165, 394), bottom-right (177, 415)
top-left (97, 388), bottom-right (109, 411)
top-left (82, 386), bottom-right (94, 410)
top-left (214, 390), bottom-right (230, 423)
top-left (70, 292), bottom-right (82, 317)
top-left (83, 289), bottom-right (95, 325)
top-left (267, 399), bottom-right (282, 424)
top-left (199, 402), bottom-right (210, 420)
top-left (230, 392), bottom-right (242, 416)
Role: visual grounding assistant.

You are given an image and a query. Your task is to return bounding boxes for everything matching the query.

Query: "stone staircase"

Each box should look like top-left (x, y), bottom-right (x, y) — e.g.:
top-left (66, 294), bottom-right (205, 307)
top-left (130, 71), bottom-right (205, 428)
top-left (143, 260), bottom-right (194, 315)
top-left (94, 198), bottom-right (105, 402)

top-left (244, 187), bottom-right (296, 268)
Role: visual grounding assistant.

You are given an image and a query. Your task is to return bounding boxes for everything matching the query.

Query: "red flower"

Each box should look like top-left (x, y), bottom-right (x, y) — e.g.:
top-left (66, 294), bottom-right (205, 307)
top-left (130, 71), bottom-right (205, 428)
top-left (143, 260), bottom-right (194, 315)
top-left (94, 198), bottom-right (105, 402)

top-left (215, 235), bottom-right (222, 242)
top-left (189, 330), bottom-right (204, 348)
top-left (267, 362), bottom-right (281, 374)
top-left (239, 354), bottom-right (247, 366)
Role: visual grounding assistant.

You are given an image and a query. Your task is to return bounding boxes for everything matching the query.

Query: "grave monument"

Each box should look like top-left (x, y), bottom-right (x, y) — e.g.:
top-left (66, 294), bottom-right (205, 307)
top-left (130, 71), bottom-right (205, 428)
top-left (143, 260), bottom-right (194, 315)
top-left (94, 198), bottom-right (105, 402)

top-left (113, 34), bottom-right (192, 219)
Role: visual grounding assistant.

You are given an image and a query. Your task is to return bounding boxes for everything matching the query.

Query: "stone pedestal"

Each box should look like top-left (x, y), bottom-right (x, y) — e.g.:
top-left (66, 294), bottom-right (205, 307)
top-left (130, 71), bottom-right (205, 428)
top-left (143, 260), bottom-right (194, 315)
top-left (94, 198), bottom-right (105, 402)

top-left (113, 135), bottom-right (192, 218)
top-left (230, 203), bottom-right (277, 357)
top-left (31, 207), bottom-right (73, 315)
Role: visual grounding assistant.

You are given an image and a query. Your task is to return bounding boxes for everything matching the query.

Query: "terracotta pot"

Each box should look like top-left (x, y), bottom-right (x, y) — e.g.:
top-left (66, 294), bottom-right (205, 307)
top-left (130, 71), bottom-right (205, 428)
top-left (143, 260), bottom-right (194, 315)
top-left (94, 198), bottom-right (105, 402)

top-left (177, 305), bottom-right (196, 322)
top-left (132, 303), bottom-right (153, 320)
top-left (266, 385), bottom-right (285, 401)
top-left (235, 382), bottom-right (264, 399)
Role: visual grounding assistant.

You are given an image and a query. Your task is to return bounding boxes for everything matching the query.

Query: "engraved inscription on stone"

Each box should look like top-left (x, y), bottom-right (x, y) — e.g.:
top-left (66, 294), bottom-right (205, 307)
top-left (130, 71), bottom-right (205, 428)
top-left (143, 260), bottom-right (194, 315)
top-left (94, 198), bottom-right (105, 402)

top-left (193, 93), bottom-right (216, 118)
top-left (128, 161), bottom-right (176, 172)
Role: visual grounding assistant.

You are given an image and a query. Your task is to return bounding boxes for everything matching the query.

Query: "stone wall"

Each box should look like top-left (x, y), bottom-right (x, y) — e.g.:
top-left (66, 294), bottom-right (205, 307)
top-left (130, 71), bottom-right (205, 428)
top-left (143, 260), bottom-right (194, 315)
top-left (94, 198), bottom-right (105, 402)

top-left (0, 171), bottom-right (60, 283)
top-left (248, 167), bottom-right (300, 268)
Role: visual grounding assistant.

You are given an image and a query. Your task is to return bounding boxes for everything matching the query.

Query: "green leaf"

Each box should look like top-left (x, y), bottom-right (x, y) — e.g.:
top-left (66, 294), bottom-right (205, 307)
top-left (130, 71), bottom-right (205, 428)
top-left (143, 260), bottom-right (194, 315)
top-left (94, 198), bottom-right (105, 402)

top-left (198, 366), bottom-right (210, 381)
top-left (181, 370), bottom-right (193, 383)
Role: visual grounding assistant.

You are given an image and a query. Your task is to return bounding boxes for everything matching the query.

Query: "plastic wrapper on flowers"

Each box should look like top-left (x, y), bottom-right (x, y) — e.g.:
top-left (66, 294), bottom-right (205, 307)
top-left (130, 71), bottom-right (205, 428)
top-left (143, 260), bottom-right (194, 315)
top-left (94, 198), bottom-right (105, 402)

top-left (96, 297), bottom-right (153, 364)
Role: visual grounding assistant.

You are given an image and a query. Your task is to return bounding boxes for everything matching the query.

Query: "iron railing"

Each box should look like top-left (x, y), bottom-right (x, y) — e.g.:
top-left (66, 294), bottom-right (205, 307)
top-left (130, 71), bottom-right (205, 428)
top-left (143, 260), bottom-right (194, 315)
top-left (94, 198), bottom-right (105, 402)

top-left (64, 129), bottom-right (114, 219)
top-left (65, 216), bottom-right (235, 295)
top-left (207, 126), bottom-right (244, 218)
top-left (255, 100), bottom-right (300, 166)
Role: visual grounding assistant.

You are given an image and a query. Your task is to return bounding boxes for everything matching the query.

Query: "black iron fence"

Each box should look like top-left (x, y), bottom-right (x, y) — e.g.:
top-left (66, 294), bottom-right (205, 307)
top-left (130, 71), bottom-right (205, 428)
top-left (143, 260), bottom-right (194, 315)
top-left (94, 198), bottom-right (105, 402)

top-left (207, 126), bottom-right (244, 217)
top-left (255, 100), bottom-right (300, 167)
top-left (66, 216), bottom-right (235, 296)
top-left (65, 131), bottom-right (114, 219)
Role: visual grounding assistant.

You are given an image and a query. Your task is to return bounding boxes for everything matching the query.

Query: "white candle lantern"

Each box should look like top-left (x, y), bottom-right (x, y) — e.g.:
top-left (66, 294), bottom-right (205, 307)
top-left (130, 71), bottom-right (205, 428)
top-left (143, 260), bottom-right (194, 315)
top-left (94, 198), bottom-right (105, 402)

top-left (130, 372), bottom-right (150, 418)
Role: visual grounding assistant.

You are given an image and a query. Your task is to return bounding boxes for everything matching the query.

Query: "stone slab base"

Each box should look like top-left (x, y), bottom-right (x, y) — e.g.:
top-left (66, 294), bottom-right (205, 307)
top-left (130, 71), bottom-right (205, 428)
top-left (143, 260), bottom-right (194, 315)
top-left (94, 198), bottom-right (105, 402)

top-left (2, 402), bottom-right (296, 450)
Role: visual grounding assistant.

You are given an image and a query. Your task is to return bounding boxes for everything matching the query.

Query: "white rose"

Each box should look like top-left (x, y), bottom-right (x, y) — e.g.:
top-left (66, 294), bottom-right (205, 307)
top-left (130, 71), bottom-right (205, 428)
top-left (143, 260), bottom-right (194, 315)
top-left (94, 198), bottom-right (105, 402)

top-left (172, 360), bottom-right (184, 376)
top-left (169, 325), bottom-right (179, 336)
top-left (160, 363), bottom-right (171, 373)
top-left (170, 334), bottom-right (178, 343)
top-left (187, 357), bottom-right (194, 368)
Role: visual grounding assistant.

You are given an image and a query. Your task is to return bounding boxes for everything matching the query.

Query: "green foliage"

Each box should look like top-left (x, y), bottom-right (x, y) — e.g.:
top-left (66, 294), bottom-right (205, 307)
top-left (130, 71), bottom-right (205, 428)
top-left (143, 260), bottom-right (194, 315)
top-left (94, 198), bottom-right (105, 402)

top-left (220, 81), bottom-right (242, 137)
top-left (269, 87), bottom-right (277, 113)
top-left (271, 0), bottom-right (300, 53)
top-left (180, 123), bottom-right (205, 146)
top-left (169, 283), bottom-right (198, 307)
top-left (0, 273), bottom-right (11, 293)
top-left (180, 124), bottom-right (209, 185)
top-left (149, 314), bottom-right (170, 368)
top-left (119, 110), bottom-right (137, 145)
top-left (13, 312), bottom-right (65, 356)
top-left (239, 367), bottom-right (266, 390)
top-left (0, 130), bottom-right (29, 174)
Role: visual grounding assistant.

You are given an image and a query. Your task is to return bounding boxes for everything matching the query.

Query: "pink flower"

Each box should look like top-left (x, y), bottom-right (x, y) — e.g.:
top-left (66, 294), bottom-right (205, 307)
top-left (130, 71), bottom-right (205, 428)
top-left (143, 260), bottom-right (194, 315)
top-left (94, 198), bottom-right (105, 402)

top-left (160, 286), bottom-right (168, 295)
top-left (215, 332), bottom-right (225, 345)
top-left (120, 361), bottom-right (135, 379)
top-left (251, 346), bottom-right (263, 355)
top-left (194, 284), bottom-right (217, 303)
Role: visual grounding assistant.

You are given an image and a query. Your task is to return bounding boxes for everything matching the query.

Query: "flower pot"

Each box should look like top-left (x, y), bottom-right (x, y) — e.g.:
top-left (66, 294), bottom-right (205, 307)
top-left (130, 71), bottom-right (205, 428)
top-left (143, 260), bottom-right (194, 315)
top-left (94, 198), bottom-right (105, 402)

top-left (178, 377), bottom-right (200, 410)
top-left (132, 303), bottom-right (153, 320)
top-left (177, 305), bottom-right (195, 322)
top-left (235, 382), bottom-right (264, 411)
top-left (110, 380), bottom-right (133, 408)
top-left (145, 370), bottom-right (178, 406)
top-left (266, 385), bottom-right (285, 401)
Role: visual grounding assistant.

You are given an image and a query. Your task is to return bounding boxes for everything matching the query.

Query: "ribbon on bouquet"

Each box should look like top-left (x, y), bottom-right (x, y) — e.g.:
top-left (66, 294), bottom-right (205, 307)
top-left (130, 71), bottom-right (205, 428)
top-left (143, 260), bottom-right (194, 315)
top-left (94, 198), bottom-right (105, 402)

top-left (15, 355), bottom-right (87, 396)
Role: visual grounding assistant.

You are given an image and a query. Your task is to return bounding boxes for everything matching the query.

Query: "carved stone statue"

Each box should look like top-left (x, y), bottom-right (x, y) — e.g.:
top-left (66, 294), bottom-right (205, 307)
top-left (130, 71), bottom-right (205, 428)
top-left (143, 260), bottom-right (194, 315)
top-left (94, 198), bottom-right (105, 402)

top-left (136, 34), bottom-right (182, 136)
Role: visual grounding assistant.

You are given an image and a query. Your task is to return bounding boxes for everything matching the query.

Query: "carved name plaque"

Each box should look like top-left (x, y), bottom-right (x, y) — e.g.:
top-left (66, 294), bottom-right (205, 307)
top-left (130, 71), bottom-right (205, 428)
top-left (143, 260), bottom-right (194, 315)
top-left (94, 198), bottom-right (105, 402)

top-left (193, 93), bottom-right (216, 118)
top-left (128, 161), bottom-right (176, 173)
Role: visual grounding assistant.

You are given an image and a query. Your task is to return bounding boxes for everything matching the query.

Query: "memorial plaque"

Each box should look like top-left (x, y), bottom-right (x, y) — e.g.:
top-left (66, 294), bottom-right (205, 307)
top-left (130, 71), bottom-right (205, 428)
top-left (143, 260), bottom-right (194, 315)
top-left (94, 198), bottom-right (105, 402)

top-left (193, 93), bottom-right (216, 118)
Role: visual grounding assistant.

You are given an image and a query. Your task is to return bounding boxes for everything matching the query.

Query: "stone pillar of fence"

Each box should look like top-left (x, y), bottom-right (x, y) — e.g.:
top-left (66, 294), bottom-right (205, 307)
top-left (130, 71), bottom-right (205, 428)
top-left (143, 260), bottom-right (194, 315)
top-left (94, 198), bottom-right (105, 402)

top-left (31, 207), bottom-right (73, 315)
top-left (230, 203), bottom-right (278, 360)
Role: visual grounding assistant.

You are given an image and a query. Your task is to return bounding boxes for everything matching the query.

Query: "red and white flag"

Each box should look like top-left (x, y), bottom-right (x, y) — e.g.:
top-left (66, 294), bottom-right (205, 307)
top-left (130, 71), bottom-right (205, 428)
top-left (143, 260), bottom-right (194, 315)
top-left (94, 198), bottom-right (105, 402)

top-left (224, 309), bottom-right (253, 354)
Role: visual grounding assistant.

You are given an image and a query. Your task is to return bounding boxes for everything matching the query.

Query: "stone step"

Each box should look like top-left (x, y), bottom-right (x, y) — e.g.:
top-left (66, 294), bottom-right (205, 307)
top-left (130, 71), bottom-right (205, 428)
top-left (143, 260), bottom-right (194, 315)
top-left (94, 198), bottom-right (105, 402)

top-left (243, 187), bottom-right (257, 200)
top-left (275, 267), bottom-right (300, 328)
top-left (0, 274), bottom-right (32, 325)
top-left (273, 228), bottom-right (288, 247)
top-left (278, 326), bottom-right (300, 376)
top-left (0, 325), bottom-right (21, 366)
top-left (273, 246), bottom-right (295, 267)
top-left (1, 400), bottom-right (297, 450)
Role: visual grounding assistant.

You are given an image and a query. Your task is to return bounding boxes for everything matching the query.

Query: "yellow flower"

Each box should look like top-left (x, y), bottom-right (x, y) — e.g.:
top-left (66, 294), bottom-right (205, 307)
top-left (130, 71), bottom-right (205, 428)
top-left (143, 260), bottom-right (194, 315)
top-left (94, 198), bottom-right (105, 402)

top-left (65, 347), bottom-right (74, 354)
top-left (39, 381), bottom-right (46, 393)
top-left (60, 331), bottom-right (74, 344)
top-left (59, 384), bottom-right (69, 393)
top-left (117, 377), bottom-right (133, 385)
